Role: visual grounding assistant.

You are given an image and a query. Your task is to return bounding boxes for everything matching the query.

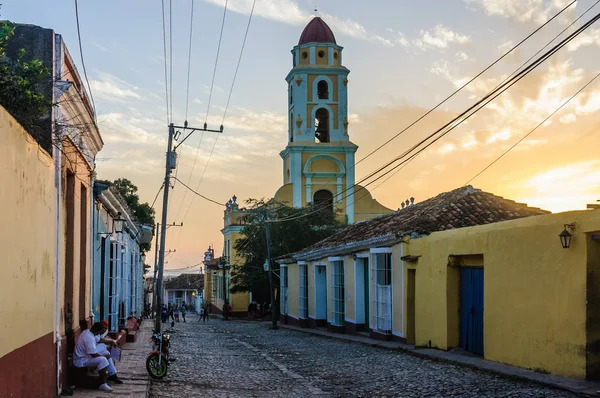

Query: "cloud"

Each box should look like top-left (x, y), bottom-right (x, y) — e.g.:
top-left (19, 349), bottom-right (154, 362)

top-left (568, 28), bottom-right (600, 52)
top-left (202, 0), bottom-right (390, 46)
top-left (486, 128), bottom-right (512, 144)
top-left (89, 72), bottom-right (141, 101)
top-left (465, 0), bottom-right (576, 24)
top-left (415, 25), bottom-right (470, 50)
top-left (456, 51), bottom-right (471, 61)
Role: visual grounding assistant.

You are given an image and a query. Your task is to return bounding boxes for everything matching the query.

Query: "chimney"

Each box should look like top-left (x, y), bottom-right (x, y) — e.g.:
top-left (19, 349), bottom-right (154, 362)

top-left (410, 197), bottom-right (415, 206)
top-left (401, 202), bottom-right (405, 209)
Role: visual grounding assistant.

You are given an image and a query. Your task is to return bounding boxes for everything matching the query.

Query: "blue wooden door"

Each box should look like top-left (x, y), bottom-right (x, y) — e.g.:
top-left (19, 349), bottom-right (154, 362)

top-left (460, 267), bottom-right (484, 355)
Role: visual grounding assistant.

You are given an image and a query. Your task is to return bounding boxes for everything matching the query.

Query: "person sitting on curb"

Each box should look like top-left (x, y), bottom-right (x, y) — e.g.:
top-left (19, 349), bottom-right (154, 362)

top-left (73, 322), bottom-right (120, 392)
top-left (95, 321), bottom-right (124, 384)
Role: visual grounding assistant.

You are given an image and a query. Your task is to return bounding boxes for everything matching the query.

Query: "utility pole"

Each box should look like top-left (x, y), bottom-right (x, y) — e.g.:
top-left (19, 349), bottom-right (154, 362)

top-left (151, 222), bottom-right (183, 319)
top-left (154, 122), bottom-right (223, 333)
top-left (265, 221), bottom-right (277, 330)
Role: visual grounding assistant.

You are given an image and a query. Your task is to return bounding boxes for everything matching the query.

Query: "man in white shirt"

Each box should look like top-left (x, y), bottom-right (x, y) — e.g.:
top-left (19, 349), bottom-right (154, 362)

top-left (73, 322), bottom-right (116, 391)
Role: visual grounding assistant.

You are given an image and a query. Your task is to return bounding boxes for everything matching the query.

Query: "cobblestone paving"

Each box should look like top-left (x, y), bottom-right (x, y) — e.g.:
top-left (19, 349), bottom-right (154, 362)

top-left (148, 314), bottom-right (574, 398)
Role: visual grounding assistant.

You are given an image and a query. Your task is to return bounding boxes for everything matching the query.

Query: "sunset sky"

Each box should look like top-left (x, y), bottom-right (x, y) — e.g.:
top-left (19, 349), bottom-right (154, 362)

top-left (7, 0), bottom-right (600, 271)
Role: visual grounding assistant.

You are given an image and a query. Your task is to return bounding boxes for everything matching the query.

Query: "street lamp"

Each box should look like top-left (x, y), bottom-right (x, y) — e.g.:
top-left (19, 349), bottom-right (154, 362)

top-left (559, 223), bottom-right (575, 249)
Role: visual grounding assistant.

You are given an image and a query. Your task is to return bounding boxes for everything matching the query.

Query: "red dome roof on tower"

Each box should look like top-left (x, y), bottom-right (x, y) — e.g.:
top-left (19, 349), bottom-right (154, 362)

top-left (298, 17), bottom-right (337, 45)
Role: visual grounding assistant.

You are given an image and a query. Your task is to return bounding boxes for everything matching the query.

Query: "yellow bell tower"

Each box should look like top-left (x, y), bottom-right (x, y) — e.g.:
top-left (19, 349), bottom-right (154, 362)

top-left (274, 17), bottom-right (391, 223)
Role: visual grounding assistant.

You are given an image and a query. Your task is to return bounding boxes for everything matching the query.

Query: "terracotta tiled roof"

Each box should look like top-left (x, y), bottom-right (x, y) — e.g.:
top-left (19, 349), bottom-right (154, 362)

top-left (298, 17), bottom-right (336, 45)
top-left (164, 274), bottom-right (204, 291)
top-left (285, 186), bottom-right (549, 262)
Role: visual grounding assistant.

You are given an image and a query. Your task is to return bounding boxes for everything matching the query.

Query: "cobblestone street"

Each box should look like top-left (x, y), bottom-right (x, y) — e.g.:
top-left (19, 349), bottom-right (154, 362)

top-left (148, 314), bottom-right (574, 398)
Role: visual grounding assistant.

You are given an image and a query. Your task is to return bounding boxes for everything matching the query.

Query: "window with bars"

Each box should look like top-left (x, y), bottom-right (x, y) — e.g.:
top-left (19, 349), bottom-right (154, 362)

top-left (371, 253), bottom-right (392, 333)
top-left (109, 241), bottom-right (118, 332)
top-left (299, 264), bottom-right (308, 319)
top-left (281, 266), bottom-right (289, 315)
top-left (331, 261), bottom-right (345, 326)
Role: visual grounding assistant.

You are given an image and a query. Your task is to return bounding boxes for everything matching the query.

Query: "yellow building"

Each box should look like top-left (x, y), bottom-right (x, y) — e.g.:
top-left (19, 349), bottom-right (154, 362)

top-left (280, 185), bottom-right (600, 379)
top-left (212, 17), bottom-right (392, 316)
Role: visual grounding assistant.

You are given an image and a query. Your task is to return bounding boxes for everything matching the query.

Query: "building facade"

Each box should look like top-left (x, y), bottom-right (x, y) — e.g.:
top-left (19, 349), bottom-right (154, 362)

top-left (0, 24), bottom-right (103, 396)
top-left (279, 186), bottom-right (600, 379)
top-left (92, 181), bottom-right (151, 333)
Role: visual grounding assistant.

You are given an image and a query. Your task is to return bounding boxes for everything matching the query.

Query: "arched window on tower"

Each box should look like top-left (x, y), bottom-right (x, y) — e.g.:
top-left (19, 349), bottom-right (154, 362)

top-left (314, 108), bottom-right (330, 143)
top-left (313, 190), bottom-right (333, 214)
top-left (317, 80), bottom-right (329, 99)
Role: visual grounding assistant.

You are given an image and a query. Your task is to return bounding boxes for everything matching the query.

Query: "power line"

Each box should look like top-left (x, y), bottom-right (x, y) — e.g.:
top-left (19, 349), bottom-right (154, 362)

top-left (172, 0), bottom-right (200, 219)
top-left (150, 183), bottom-right (165, 210)
top-left (73, 0), bottom-right (96, 118)
top-left (303, 0), bottom-right (577, 200)
top-left (169, 0), bottom-right (174, 123)
top-left (266, 11), bottom-right (600, 224)
top-left (172, 176), bottom-right (226, 206)
top-left (371, 0), bottom-right (600, 193)
top-left (161, 0), bottom-right (170, 124)
top-left (184, 0), bottom-right (195, 122)
top-left (222, 0), bottom-right (257, 124)
top-left (464, 71), bottom-right (600, 186)
top-left (205, 0), bottom-right (228, 124)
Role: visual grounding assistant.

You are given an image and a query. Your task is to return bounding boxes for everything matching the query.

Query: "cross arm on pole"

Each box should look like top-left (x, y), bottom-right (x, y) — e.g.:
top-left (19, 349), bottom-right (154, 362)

top-left (173, 124), bottom-right (224, 150)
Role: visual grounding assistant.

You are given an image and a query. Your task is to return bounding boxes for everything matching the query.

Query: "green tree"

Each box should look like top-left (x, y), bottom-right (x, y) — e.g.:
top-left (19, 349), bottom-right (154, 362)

top-left (0, 21), bottom-right (52, 141)
top-left (112, 178), bottom-right (156, 252)
top-left (230, 199), bottom-right (345, 304)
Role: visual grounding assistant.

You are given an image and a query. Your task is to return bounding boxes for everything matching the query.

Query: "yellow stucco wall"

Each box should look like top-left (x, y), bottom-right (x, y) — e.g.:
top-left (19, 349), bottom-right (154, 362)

top-left (409, 210), bottom-right (600, 378)
top-left (0, 107), bottom-right (56, 357)
top-left (354, 185), bottom-right (394, 222)
top-left (274, 183), bottom-right (293, 206)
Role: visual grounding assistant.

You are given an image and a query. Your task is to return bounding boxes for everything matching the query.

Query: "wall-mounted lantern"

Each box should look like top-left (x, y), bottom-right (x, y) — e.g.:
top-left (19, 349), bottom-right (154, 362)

top-left (98, 212), bottom-right (125, 236)
top-left (559, 223), bottom-right (575, 249)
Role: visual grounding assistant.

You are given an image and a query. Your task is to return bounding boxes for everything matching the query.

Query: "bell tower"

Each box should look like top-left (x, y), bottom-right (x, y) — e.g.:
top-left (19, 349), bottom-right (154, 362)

top-left (274, 17), bottom-right (391, 224)
top-left (278, 17), bottom-right (359, 222)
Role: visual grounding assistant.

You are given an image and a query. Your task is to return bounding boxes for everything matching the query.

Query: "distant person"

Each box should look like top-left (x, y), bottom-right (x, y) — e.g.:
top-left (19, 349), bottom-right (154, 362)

top-left (203, 304), bottom-right (209, 322)
top-left (181, 303), bottom-right (187, 323)
top-left (224, 302), bottom-right (232, 321)
top-left (198, 305), bottom-right (204, 322)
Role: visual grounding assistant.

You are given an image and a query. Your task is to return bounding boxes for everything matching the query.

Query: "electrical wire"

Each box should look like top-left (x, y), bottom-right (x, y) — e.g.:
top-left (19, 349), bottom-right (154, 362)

top-left (150, 183), bottom-right (165, 210)
top-left (222, 0), bottom-right (256, 124)
top-left (266, 11), bottom-right (600, 224)
top-left (302, 0), bottom-right (578, 200)
top-left (161, 0), bottom-right (170, 124)
top-left (172, 176), bottom-right (226, 206)
top-left (73, 0), bottom-right (96, 119)
top-left (169, 0), bottom-right (174, 123)
top-left (184, 0), bottom-right (195, 122)
top-left (464, 71), bottom-right (600, 186)
top-left (205, 0), bottom-right (228, 124)
top-left (371, 0), bottom-right (600, 192)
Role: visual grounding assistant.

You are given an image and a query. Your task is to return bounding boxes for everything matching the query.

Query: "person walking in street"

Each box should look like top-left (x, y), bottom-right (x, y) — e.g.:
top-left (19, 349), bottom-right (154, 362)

top-left (181, 303), bottom-right (187, 323)
top-left (198, 305), bottom-right (204, 322)
top-left (203, 303), bottom-right (209, 322)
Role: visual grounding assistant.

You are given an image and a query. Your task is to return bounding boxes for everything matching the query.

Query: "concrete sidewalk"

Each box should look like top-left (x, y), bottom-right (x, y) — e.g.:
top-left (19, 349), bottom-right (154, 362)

top-left (70, 321), bottom-right (152, 397)
top-left (281, 324), bottom-right (600, 397)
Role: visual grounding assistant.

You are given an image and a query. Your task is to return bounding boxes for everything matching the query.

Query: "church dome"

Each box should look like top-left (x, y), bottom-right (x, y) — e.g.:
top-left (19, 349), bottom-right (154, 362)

top-left (298, 17), bottom-right (337, 45)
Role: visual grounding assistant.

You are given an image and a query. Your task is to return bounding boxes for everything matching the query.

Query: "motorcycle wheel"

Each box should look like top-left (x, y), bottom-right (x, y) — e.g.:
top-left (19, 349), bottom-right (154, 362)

top-left (146, 352), bottom-right (168, 379)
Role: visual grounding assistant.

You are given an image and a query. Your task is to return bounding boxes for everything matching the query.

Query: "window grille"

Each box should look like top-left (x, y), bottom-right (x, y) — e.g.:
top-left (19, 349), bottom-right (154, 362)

top-left (299, 264), bottom-right (308, 319)
top-left (371, 253), bottom-right (392, 333)
top-left (281, 266), bottom-right (289, 315)
top-left (330, 261), bottom-right (345, 326)
top-left (109, 241), bottom-right (118, 332)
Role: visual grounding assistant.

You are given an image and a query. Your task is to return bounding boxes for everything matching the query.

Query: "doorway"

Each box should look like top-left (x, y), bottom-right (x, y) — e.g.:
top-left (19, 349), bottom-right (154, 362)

top-left (406, 269), bottom-right (416, 344)
top-left (315, 265), bottom-right (327, 325)
top-left (355, 257), bottom-right (369, 331)
top-left (460, 267), bottom-right (484, 355)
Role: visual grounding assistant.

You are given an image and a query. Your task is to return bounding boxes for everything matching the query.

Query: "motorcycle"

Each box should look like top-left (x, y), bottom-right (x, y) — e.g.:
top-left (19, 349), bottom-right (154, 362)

top-left (146, 331), bottom-right (171, 378)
